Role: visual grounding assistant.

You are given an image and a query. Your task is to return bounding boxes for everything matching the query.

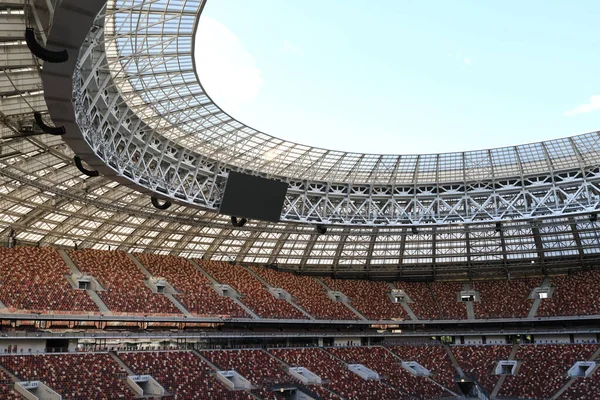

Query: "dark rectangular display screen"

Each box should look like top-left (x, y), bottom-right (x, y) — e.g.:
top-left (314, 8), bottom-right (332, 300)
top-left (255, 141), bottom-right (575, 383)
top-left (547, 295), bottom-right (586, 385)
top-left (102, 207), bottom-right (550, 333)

top-left (219, 171), bottom-right (288, 223)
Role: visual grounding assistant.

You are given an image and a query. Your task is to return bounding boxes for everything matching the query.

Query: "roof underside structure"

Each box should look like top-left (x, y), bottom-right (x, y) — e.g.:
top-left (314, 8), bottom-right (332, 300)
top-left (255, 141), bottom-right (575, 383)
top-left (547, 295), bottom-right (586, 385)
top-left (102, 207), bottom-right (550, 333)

top-left (1, 0), bottom-right (600, 280)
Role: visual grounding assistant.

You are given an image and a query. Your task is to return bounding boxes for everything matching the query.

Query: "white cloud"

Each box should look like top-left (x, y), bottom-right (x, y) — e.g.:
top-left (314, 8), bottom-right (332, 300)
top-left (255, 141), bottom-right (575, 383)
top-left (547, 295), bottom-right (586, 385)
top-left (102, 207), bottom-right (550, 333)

top-left (282, 40), bottom-right (303, 56)
top-left (565, 95), bottom-right (600, 116)
top-left (463, 57), bottom-right (471, 66)
top-left (194, 17), bottom-right (263, 112)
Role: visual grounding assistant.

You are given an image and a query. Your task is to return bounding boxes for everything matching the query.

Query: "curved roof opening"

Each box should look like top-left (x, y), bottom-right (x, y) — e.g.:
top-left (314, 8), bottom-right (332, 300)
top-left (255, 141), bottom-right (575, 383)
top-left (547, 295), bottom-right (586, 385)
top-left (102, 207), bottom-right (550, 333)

top-left (195, 0), bottom-right (600, 154)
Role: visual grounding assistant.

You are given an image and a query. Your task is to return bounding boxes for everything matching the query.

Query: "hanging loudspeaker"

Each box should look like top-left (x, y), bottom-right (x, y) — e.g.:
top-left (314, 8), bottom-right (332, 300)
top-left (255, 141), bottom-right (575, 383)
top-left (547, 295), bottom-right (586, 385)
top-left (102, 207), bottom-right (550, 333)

top-left (74, 155), bottom-right (99, 177)
top-left (34, 112), bottom-right (66, 135)
top-left (25, 28), bottom-right (69, 63)
top-left (151, 196), bottom-right (172, 210)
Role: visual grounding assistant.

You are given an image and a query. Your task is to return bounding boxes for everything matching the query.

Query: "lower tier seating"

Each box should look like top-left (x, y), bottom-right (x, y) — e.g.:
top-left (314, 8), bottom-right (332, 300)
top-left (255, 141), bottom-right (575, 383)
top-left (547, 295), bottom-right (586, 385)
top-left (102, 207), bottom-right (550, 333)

top-left (562, 369), bottom-right (600, 400)
top-left (328, 346), bottom-right (450, 399)
top-left (498, 344), bottom-right (597, 399)
top-left (0, 353), bottom-right (135, 399)
top-left (269, 347), bottom-right (404, 400)
top-left (118, 351), bottom-right (253, 399)
top-left (389, 344), bottom-right (457, 389)
top-left (451, 345), bottom-right (512, 394)
top-left (0, 369), bottom-right (19, 400)
top-left (201, 349), bottom-right (299, 399)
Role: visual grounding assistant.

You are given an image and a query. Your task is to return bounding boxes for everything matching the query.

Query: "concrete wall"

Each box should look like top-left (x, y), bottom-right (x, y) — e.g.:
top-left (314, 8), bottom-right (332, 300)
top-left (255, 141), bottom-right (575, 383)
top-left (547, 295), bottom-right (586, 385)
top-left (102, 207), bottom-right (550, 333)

top-left (486, 336), bottom-right (507, 345)
top-left (534, 335), bottom-right (570, 344)
top-left (334, 337), bottom-right (360, 346)
top-left (574, 334), bottom-right (597, 344)
top-left (464, 336), bottom-right (483, 345)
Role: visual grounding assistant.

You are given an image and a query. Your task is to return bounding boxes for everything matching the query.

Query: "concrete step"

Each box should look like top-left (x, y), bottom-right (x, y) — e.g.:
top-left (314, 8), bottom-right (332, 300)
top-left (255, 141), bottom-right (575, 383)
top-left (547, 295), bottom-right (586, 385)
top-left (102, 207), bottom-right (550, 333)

top-left (164, 293), bottom-right (192, 317)
top-left (188, 259), bottom-right (219, 284)
top-left (388, 282), bottom-right (419, 321)
top-left (491, 342), bottom-right (520, 398)
top-left (245, 267), bottom-right (273, 288)
top-left (383, 345), bottom-right (458, 397)
top-left (400, 302), bottom-right (419, 321)
top-left (247, 267), bottom-right (315, 319)
top-left (86, 289), bottom-right (111, 313)
top-left (192, 350), bottom-right (222, 371)
top-left (125, 253), bottom-right (153, 278)
top-left (463, 283), bottom-right (476, 320)
top-left (286, 298), bottom-right (315, 320)
top-left (443, 344), bottom-right (465, 378)
top-left (57, 249), bottom-right (82, 274)
top-left (108, 351), bottom-right (135, 376)
top-left (551, 346), bottom-right (600, 400)
top-left (528, 276), bottom-right (551, 318)
top-left (314, 278), bottom-right (367, 320)
top-left (187, 260), bottom-right (259, 319)
top-left (0, 363), bottom-right (19, 383)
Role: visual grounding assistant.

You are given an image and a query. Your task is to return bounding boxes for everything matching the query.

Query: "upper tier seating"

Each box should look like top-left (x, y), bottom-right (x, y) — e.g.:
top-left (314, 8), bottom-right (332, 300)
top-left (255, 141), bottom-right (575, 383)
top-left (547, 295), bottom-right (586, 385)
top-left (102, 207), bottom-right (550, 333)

top-left (0, 369), bottom-right (19, 400)
top-left (198, 260), bottom-right (307, 319)
top-left (250, 267), bottom-right (359, 320)
top-left (320, 277), bottom-right (408, 320)
top-left (201, 349), bottom-right (299, 399)
top-left (537, 271), bottom-right (600, 317)
top-left (429, 282), bottom-right (467, 319)
top-left (451, 345), bottom-right (512, 394)
top-left (393, 281), bottom-right (440, 320)
top-left (134, 254), bottom-right (247, 318)
top-left (499, 344), bottom-right (597, 399)
top-left (269, 347), bottom-right (403, 400)
top-left (0, 353), bottom-right (135, 399)
top-left (389, 344), bottom-right (457, 389)
top-left (0, 247), bottom-right (98, 314)
top-left (471, 278), bottom-right (540, 319)
top-left (328, 346), bottom-right (449, 399)
top-left (68, 250), bottom-right (179, 315)
top-left (118, 351), bottom-right (253, 400)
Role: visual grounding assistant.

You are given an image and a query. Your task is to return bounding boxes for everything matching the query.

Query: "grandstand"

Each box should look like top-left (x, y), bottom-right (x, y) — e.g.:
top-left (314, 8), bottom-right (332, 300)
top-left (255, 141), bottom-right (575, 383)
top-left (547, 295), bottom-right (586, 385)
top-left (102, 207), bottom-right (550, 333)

top-left (0, 0), bottom-right (599, 399)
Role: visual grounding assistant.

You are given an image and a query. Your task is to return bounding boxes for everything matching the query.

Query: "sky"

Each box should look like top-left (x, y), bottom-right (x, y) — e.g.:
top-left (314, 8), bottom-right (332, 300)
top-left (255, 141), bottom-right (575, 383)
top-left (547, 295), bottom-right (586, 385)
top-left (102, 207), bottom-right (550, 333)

top-left (195, 0), bottom-right (600, 154)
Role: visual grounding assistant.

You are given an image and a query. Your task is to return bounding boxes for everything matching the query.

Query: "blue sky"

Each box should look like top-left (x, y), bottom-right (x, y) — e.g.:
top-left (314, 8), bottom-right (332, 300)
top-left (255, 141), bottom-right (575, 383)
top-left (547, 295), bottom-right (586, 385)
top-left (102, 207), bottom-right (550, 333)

top-left (195, 0), bottom-right (600, 154)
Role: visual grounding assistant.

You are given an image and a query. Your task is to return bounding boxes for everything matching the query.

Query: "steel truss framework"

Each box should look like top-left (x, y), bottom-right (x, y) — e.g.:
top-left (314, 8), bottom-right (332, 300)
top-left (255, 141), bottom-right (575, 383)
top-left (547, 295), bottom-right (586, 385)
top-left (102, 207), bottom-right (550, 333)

top-left (68, 0), bottom-right (600, 227)
top-left (1, 0), bottom-right (600, 278)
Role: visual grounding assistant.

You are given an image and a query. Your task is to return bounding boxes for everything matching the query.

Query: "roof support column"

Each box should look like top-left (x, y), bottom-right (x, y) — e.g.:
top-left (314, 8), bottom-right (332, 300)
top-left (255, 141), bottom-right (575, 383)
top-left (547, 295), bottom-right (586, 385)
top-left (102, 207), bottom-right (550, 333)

top-left (364, 228), bottom-right (379, 272)
top-left (202, 228), bottom-right (233, 260)
top-left (268, 232), bottom-right (290, 265)
top-left (569, 218), bottom-right (585, 262)
top-left (531, 223), bottom-right (546, 273)
top-left (332, 227), bottom-right (350, 274)
top-left (299, 233), bottom-right (318, 272)
top-left (235, 230), bottom-right (262, 263)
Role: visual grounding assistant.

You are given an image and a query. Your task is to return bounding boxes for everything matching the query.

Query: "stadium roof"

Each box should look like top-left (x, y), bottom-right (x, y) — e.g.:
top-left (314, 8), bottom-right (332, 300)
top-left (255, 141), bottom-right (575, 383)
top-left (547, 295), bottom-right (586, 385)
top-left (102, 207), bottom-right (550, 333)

top-left (1, 0), bottom-right (600, 279)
